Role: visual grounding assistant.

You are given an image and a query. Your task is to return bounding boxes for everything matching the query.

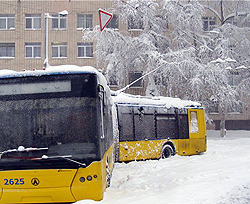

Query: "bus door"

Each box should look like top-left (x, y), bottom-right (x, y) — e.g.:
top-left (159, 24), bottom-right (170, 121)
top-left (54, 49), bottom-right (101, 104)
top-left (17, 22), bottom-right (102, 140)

top-left (176, 109), bottom-right (190, 155)
top-left (117, 105), bottom-right (135, 161)
top-left (188, 109), bottom-right (206, 154)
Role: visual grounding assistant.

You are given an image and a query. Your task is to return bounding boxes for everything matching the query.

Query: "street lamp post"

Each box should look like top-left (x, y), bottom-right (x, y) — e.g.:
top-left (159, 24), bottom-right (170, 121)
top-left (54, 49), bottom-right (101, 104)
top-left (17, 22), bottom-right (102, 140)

top-left (43, 13), bottom-right (49, 69)
top-left (43, 11), bottom-right (68, 69)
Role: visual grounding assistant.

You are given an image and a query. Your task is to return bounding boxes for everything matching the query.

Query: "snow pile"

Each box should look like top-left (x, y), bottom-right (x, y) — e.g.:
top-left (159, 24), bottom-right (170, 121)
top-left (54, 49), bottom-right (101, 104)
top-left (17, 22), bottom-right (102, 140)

top-left (0, 69), bottom-right (16, 76)
top-left (77, 130), bottom-right (250, 204)
top-left (112, 92), bottom-right (201, 109)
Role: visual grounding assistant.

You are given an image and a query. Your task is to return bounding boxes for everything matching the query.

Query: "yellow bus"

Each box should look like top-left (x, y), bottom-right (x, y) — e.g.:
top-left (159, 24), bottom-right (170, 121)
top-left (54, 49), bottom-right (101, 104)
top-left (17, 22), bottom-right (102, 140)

top-left (113, 94), bottom-right (206, 162)
top-left (0, 66), bottom-right (115, 203)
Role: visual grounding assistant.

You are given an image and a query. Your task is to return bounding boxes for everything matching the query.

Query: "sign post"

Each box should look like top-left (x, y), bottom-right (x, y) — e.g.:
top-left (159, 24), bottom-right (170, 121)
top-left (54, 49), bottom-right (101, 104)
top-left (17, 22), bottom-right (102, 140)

top-left (99, 9), bottom-right (113, 32)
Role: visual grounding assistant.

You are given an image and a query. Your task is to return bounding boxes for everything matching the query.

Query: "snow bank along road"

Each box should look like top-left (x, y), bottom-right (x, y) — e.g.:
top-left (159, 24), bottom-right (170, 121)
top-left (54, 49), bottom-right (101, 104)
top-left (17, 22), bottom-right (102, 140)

top-left (78, 131), bottom-right (250, 204)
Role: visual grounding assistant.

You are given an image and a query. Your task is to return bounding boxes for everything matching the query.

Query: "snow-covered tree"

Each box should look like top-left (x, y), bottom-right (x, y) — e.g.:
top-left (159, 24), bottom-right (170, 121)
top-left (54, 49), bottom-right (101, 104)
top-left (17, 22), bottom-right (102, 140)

top-left (198, 0), bottom-right (250, 137)
top-left (83, 0), bottom-right (250, 137)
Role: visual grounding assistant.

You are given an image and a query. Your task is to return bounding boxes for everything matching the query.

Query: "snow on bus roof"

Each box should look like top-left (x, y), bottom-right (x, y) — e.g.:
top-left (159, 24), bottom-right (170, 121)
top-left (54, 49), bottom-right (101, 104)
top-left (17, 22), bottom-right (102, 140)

top-left (0, 65), bottom-right (100, 78)
top-left (0, 65), bottom-right (110, 94)
top-left (112, 92), bottom-right (201, 109)
top-left (0, 65), bottom-right (108, 85)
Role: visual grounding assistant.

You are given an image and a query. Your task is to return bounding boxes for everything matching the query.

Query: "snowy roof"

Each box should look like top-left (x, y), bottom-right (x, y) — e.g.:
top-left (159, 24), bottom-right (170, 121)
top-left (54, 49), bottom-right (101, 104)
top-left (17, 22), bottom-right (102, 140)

top-left (0, 65), bottom-right (101, 78)
top-left (0, 65), bottom-right (110, 96)
top-left (112, 93), bottom-right (201, 109)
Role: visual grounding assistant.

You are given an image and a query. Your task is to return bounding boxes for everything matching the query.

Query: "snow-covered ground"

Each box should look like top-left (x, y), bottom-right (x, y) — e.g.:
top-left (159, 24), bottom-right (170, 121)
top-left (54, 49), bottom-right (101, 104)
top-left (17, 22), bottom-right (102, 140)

top-left (79, 130), bottom-right (250, 204)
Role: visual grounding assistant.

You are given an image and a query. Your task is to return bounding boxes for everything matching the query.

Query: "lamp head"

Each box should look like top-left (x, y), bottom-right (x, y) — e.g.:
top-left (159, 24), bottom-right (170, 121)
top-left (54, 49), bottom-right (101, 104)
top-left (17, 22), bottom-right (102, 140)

top-left (59, 10), bottom-right (68, 16)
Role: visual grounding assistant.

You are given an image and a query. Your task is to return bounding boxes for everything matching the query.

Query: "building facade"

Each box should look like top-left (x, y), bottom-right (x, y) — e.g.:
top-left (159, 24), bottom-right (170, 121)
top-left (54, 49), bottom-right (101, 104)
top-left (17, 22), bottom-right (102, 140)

top-left (0, 0), bottom-right (114, 71)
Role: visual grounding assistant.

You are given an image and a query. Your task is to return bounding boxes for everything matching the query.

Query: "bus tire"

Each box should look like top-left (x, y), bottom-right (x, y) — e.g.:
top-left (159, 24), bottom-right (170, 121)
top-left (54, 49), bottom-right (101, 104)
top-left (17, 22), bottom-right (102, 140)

top-left (161, 145), bottom-right (173, 159)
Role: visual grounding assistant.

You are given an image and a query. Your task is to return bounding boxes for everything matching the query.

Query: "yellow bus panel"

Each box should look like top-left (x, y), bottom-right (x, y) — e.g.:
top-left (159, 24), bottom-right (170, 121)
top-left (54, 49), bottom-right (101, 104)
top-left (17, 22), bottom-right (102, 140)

top-left (71, 162), bottom-right (103, 201)
top-left (0, 145), bottom-right (115, 203)
top-left (0, 169), bottom-right (77, 203)
top-left (119, 137), bottom-right (206, 162)
top-left (177, 138), bottom-right (206, 156)
top-left (119, 140), bottom-right (170, 161)
top-left (71, 144), bottom-right (115, 201)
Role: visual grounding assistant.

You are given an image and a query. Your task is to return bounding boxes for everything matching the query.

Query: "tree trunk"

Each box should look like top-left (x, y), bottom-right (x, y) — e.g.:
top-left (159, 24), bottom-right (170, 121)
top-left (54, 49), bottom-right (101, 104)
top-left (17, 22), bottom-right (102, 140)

top-left (220, 0), bottom-right (224, 25)
top-left (220, 118), bottom-right (226, 138)
top-left (219, 105), bottom-right (227, 138)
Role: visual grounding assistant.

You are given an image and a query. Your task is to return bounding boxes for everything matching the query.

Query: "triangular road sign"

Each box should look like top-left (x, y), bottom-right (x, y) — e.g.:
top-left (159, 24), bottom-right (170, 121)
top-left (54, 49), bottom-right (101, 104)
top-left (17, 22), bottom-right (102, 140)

top-left (99, 9), bottom-right (113, 32)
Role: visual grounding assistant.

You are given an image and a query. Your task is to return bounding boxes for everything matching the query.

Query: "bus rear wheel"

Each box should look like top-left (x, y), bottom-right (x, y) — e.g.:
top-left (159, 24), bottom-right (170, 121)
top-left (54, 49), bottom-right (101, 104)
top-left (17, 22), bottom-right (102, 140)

top-left (161, 145), bottom-right (173, 159)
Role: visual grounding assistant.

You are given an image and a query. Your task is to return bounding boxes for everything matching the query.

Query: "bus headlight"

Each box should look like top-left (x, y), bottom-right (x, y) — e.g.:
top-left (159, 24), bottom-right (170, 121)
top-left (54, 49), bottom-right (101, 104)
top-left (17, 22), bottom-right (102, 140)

top-left (79, 177), bottom-right (85, 183)
top-left (87, 175), bottom-right (92, 181)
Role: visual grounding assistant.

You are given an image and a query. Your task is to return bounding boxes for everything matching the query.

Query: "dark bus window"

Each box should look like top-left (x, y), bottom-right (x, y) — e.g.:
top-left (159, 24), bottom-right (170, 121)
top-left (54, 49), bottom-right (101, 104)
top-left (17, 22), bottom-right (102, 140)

top-left (119, 113), bottom-right (134, 142)
top-left (0, 74), bottom-right (98, 101)
top-left (156, 114), bottom-right (178, 139)
top-left (0, 97), bottom-right (99, 152)
top-left (179, 114), bottom-right (189, 139)
top-left (134, 114), bottom-right (155, 141)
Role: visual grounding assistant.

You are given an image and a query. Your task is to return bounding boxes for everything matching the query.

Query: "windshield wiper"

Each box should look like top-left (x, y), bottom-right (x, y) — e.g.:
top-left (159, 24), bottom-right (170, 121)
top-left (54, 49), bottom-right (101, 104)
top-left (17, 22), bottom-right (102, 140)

top-left (0, 146), bottom-right (48, 160)
top-left (32, 155), bottom-right (86, 167)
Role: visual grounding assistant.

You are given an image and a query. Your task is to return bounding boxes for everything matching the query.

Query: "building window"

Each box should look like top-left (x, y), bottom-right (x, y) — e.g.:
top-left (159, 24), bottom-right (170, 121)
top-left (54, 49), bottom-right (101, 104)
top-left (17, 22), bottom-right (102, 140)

top-left (106, 14), bottom-right (119, 29)
top-left (25, 43), bottom-right (41, 58)
top-left (52, 14), bottom-right (67, 29)
top-left (0, 14), bottom-right (15, 30)
top-left (25, 14), bottom-right (41, 30)
top-left (202, 17), bottom-right (216, 31)
top-left (109, 75), bottom-right (118, 87)
top-left (52, 43), bottom-right (67, 58)
top-left (128, 15), bottom-right (143, 30)
top-left (228, 71), bottom-right (242, 87)
top-left (77, 14), bottom-right (93, 29)
top-left (77, 43), bottom-right (93, 58)
top-left (129, 72), bottom-right (143, 87)
top-left (0, 43), bottom-right (15, 58)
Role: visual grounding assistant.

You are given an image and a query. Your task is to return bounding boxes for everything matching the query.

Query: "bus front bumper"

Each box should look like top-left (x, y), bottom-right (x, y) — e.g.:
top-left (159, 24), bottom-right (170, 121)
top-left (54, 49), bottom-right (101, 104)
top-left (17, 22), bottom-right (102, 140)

top-left (0, 163), bottom-right (104, 203)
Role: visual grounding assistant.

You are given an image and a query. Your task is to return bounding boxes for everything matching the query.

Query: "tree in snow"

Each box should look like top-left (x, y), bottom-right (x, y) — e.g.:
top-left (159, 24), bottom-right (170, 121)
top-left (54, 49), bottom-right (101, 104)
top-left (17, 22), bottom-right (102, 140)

top-left (83, 0), bottom-right (250, 137)
top-left (197, 0), bottom-right (250, 137)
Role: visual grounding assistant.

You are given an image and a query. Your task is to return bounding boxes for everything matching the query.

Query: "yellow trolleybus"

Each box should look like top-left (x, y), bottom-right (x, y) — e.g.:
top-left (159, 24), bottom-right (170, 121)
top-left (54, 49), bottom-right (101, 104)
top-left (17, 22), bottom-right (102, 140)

top-left (0, 66), bottom-right (115, 203)
top-left (113, 93), bottom-right (206, 162)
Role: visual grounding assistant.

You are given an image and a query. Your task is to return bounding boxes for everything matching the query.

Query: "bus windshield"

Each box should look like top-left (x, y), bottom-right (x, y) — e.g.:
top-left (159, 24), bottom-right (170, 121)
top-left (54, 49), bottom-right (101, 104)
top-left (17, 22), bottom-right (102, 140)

top-left (0, 73), bottom-right (101, 170)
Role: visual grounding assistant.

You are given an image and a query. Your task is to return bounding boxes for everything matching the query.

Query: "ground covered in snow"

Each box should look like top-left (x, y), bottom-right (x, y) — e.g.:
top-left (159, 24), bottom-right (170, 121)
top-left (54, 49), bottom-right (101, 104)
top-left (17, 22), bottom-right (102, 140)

top-left (79, 131), bottom-right (250, 204)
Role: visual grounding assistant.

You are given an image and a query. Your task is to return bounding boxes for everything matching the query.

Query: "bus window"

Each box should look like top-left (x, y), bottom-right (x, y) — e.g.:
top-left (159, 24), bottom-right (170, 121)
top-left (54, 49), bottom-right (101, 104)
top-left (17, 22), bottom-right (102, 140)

top-left (98, 85), bottom-right (105, 139)
top-left (156, 115), bottom-right (178, 139)
top-left (179, 114), bottom-right (189, 139)
top-left (119, 113), bottom-right (134, 142)
top-left (190, 111), bottom-right (199, 133)
top-left (134, 114), bottom-right (155, 141)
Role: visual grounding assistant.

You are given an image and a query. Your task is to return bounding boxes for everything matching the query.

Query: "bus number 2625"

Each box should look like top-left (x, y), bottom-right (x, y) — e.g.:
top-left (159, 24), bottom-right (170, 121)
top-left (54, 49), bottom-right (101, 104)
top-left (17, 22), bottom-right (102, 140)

top-left (4, 178), bottom-right (25, 185)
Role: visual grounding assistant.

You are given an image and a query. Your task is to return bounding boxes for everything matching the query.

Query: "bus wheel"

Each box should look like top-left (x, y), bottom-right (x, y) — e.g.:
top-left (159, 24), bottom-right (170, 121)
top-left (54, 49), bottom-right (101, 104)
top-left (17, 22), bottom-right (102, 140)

top-left (161, 145), bottom-right (173, 159)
